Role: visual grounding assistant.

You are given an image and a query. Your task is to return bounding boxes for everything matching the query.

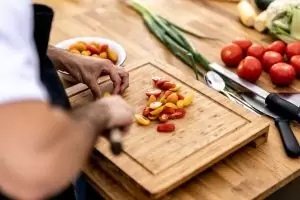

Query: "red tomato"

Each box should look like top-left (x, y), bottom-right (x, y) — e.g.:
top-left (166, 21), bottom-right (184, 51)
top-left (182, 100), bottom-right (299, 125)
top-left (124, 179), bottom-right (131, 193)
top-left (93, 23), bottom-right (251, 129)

top-left (236, 56), bottom-right (262, 83)
top-left (246, 44), bottom-right (265, 59)
top-left (156, 79), bottom-right (169, 88)
top-left (221, 43), bottom-right (243, 67)
top-left (164, 90), bottom-right (172, 97)
top-left (157, 123), bottom-right (175, 133)
top-left (160, 82), bottom-right (176, 90)
top-left (269, 63), bottom-right (296, 86)
top-left (143, 107), bottom-right (151, 117)
top-left (169, 108), bottom-right (186, 119)
top-left (261, 51), bottom-right (283, 72)
top-left (99, 44), bottom-right (108, 53)
top-left (152, 76), bottom-right (162, 85)
top-left (266, 41), bottom-right (286, 55)
top-left (177, 94), bottom-right (185, 100)
top-left (290, 55), bottom-right (300, 77)
top-left (159, 114), bottom-right (169, 122)
top-left (145, 89), bottom-right (161, 97)
top-left (232, 38), bottom-right (252, 52)
top-left (162, 107), bottom-right (175, 115)
top-left (86, 44), bottom-right (100, 54)
top-left (286, 42), bottom-right (300, 59)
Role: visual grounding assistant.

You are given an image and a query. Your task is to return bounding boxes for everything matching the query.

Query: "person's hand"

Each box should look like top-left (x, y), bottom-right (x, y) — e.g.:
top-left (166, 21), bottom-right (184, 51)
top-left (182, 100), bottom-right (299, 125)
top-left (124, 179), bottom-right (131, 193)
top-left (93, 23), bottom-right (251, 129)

top-left (65, 54), bottom-right (129, 99)
top-left (98, 95), bottom-right (134, 132)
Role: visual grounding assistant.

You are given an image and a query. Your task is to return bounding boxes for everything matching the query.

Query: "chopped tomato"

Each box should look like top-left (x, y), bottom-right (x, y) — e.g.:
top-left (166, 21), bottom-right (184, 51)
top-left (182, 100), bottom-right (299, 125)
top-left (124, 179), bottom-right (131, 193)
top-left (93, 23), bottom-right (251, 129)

top-left (169, 108), bottom-right (186, 119)
top-left (159, 114), bottom-right (169, 122)
top-left (152, 76), bottom-right (162, 85)
top-left (157, 123), bottom-right (175, 133)
top-left (156, 79), bottom-right (169, 88)
top-left (163, 107), bottom-right (175, 115)
top-left (177, 94), bottom-right (185, 100)
top-left (145, 89), bottom-right (162, 97)
top-left (160, 82), bottom-right (176, 90)
top-left (164, 90), bottom-right (172, 98)
top-left (143, 107), bottom-right (151, 117)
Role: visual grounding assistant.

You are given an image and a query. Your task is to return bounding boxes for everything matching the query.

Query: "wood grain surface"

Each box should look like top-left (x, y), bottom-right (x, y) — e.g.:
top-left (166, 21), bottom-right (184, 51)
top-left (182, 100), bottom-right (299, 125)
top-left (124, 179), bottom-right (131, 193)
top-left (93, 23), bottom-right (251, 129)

top-left (34, 0), bottom-right (300, 199)
top-left (68, 59), bottom-right (269, 199)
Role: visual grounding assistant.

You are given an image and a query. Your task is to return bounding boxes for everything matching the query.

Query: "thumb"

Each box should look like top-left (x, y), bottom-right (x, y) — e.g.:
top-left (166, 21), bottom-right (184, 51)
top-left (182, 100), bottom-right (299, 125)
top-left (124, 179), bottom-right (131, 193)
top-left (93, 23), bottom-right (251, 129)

top-left (87, 78), bottom-right (102, 99)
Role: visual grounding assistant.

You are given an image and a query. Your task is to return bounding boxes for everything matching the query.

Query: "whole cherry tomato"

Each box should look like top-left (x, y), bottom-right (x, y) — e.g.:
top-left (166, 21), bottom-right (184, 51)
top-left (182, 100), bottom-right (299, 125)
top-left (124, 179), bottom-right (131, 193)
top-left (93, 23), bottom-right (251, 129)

top-left (246, 44), bottom-right (265, 59)
top-left (86, 44), bottom-right (100, 54)
top-left (269, 63), bottom-right (296, 86)
top-left (286, 42), bottom-right (300, 59)
top-left (232, 38), bottom-right (252, 52)
top-left (290, 55), bottom-right (300, 77)
top-left (221, 43), bottom-right (243, 67)
top-left (157, 123), bottom-right (175, 133)
top-left (237, 56), bottom-right (262, 83)
top-left (261, 51), bottom-right (283, 72)
top-left (266, 41), bottom-right (286, 55)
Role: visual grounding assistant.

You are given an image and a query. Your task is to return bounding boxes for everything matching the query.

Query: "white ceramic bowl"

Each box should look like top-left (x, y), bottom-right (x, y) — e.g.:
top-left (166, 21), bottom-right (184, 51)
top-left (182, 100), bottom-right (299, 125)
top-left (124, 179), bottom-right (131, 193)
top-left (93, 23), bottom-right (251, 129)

top-left (55, 37), bottom-right (127, 83)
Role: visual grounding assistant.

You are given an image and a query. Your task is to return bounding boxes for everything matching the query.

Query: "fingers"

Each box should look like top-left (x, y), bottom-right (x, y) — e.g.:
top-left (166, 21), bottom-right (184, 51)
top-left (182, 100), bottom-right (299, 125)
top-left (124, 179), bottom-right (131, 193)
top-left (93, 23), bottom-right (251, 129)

top-left (118, 68), bottom-right (129, 94)
top-left (108, 67), bottom-right (122, 95)
top-left (87, 78), bottom-right (102, 99)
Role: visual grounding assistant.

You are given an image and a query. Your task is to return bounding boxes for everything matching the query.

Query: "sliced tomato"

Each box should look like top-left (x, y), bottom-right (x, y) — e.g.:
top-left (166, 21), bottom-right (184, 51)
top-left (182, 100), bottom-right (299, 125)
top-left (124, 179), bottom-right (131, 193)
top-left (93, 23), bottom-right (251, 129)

top-left (169, 108), bottom-right (186, 119)
top-left (160, 82), bottom-right (176, 90)
top-left (156, 79), bottom-right (170, 88)
top-left (157, 123), bottom-right (175, 133)
top-left (159, 114), bottom-right (169, 122)
top-left (177, 94), bottom-right (185, 100)
top-left (145, 89), bottom-right (162, 97)
top-left (143, 107), bottom-right (151, 117)
top-left (152, 76), bottom-right (162, 85)
top-left (162, 107), bottom-right (175, 115)
top-left (164, 90), bottom-right (172, 98)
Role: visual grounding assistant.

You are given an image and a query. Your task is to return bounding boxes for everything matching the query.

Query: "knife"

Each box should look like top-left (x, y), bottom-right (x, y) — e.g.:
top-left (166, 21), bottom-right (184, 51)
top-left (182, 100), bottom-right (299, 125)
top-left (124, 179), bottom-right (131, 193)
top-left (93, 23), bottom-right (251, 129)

top-left (210, 63), bottom-right (300, 123)
top-left (242, 93), bottom-right (300, 158)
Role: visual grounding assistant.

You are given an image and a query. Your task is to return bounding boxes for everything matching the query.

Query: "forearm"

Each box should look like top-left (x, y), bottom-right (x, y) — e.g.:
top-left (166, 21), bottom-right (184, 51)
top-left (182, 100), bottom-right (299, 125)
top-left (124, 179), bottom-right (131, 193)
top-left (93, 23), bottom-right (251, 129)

top-left (48, 45), bottom-right (76, 72)
top-left (0, 101), bottom-right (109, 199)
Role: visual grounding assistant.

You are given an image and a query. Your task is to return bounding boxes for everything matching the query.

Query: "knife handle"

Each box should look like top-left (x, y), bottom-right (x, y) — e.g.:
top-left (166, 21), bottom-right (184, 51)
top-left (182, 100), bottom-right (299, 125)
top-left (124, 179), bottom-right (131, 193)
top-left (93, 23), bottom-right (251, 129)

top-left (275, 118), bottom-right (300, 158)
top-left (109, 128), bottom-right (123, 156)
top-left (266, 93), bottom-right (300, 123)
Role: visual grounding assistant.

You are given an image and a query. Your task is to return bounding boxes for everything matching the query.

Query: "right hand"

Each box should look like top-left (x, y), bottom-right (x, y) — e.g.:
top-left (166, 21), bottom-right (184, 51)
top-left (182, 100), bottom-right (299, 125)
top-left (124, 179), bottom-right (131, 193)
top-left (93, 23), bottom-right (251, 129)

top-left (99, 95), bottom-right (134, 132)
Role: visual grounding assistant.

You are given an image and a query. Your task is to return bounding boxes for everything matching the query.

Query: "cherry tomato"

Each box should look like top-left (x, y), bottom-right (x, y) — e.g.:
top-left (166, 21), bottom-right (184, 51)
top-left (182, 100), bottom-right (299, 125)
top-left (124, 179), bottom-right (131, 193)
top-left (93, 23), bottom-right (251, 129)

top-left (164, 90), bottom-right (173, 98)
top-left (177, 94), bottom-right (185, 100)
top-left (286, 42), bottom-right (300, 59)
top-left (157, 123), bottom-right (175, 133)
top-left (152, 76), bottom-right (162, 85)
top-left (261, 51), bottom-right (283, 72)
top-left (86, 44), bottom-right (100, 54)
top-left (143, 107), bottom-right (151, 117)
top-left (162, 107), bottom-right (175, 115)
top-left (221, 43), bottom-right (243, 67)
top-left (169, 108), bottom-right (186, 119)
top-left (156, 79), bottom-right (170, 88)
top-left (145, 89), bottom-right (162, 97)
top-left (290, 55), bottom-right (300, 77)
top-left (232, 38), bottom-right (252, 52)
top-left (236, 56), bottom-right (262, 83)
top-left (246, 44), bottom-right (265, 59)
top-left (269, 63), bottom-right (296, 86)
top-left (266, 41), bottom-right (286, 55)
top-left (159, 114), bottom-right (169, 122)
top-left (99, 44), bottom-right (109, 53)
top-left (160, 82), bottom-right (176, 90)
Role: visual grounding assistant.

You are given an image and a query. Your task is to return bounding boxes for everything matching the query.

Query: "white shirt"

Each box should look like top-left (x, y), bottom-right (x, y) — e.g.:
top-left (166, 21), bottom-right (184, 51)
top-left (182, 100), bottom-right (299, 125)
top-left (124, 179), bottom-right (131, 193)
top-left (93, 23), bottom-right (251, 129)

top-left (0, 1), bottom-right (48, 104)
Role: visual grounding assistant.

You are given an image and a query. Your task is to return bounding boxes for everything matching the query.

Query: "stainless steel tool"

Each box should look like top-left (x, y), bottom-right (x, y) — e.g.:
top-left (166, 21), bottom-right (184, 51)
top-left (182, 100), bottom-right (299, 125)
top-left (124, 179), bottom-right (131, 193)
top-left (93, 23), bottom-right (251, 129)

top-left (242, 93), bottom-right (300, 158)
top-left (210, 63), bottom-right (300, 123)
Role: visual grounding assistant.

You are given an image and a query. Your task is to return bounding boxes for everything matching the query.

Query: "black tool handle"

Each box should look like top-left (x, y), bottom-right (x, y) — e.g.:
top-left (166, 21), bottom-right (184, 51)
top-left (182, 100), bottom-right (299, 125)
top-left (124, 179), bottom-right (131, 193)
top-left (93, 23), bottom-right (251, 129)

top-left (109, 128), bottom-right (123, 155)
top-left (266, 93), bottom-right (300, 123)
top-left (275, 118), bottom-right (300, 158)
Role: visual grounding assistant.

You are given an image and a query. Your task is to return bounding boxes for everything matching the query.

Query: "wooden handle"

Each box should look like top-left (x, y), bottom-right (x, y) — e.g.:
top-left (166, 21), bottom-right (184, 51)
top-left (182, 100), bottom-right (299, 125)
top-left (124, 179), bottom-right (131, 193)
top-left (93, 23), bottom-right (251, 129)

top-left (109, 128), bottom-right (123, 155)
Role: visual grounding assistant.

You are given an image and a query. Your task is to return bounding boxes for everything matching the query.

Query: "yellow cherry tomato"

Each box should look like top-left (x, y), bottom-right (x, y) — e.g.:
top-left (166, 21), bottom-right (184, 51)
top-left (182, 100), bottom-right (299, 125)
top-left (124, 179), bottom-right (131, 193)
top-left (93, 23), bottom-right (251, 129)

top-left (135, 114), bottom-right (150, 126)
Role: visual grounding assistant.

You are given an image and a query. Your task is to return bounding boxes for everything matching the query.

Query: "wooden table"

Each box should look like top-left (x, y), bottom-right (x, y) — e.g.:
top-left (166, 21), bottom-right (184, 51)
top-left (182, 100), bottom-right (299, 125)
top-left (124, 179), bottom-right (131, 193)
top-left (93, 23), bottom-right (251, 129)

top-left (35, 0), bottom-right (300, 199)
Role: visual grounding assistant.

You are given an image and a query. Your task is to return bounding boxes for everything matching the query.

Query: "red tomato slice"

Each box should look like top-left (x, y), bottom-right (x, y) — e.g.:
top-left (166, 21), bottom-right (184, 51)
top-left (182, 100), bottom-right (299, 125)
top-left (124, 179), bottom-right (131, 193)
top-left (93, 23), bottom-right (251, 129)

top-left (160, 82), bottom-right (176, 90)
top-left (162, 107), bottom-right (175, 115)
top-left (86, 44), bottom-right (100, 54)
top-left (157, 123), bottom-right (175, 133)
top-left (169, 108), bottom-right (186, 119)
top-left (156, 80), bottom-right (170, 88)
top-left (145, 89), bottom-right (162, 97)
top-left (164, 90), bottom-right (172, 98)
top-left (177, 94), bottom-right (185, 100)
top-left (159, 114), bottom-right (169, 122)
top-left (152, 76), bottom-right (162, 85)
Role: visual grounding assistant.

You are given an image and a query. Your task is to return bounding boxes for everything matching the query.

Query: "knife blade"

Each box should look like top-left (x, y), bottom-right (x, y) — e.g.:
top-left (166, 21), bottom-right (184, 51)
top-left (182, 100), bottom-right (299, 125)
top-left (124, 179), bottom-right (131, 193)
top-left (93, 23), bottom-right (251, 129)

top-left (209, 63), bottom-right (300, 123)
top-left (242, 93), bottom-right (300, 158)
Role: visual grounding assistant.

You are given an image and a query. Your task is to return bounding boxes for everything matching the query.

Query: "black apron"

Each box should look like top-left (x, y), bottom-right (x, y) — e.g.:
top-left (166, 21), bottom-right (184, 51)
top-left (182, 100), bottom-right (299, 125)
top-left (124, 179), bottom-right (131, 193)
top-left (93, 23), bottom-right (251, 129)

top-left (0, 4), bottom-right (75, 200)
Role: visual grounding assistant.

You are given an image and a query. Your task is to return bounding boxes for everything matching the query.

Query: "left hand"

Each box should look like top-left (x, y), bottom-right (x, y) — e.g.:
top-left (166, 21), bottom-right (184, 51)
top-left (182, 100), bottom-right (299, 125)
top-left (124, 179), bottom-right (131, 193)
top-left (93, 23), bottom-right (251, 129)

top-left (64, 54), bottom-right (129, 99)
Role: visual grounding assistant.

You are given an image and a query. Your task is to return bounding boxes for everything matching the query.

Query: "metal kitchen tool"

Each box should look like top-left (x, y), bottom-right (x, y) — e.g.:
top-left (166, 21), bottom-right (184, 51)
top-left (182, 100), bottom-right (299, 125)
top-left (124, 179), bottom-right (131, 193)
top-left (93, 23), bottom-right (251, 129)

top-left (242, 93), bottom-right (300, 158)
top-left (210, 63), bottom-right (300, 123)
top-left (204, 71), bottom-right (261, 113)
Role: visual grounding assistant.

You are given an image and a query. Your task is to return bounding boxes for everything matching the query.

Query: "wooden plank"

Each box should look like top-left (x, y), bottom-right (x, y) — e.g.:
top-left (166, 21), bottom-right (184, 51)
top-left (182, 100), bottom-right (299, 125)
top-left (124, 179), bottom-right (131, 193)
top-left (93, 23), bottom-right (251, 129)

top-left (68, 59), bottom-right (270, 199)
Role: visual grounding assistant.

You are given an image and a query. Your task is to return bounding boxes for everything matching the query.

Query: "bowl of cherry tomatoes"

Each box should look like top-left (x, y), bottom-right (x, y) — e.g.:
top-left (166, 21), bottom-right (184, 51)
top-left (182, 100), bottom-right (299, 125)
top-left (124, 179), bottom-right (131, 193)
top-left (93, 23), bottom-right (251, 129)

top-left (55, 37), bottom-right (126, 83)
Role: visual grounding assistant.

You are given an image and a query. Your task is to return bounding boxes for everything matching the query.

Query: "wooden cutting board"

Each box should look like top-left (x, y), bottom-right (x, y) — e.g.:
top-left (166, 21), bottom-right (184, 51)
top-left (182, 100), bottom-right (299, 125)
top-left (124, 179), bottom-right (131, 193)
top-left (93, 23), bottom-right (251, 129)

top-left (68, 59), bottom-right (270, 200)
